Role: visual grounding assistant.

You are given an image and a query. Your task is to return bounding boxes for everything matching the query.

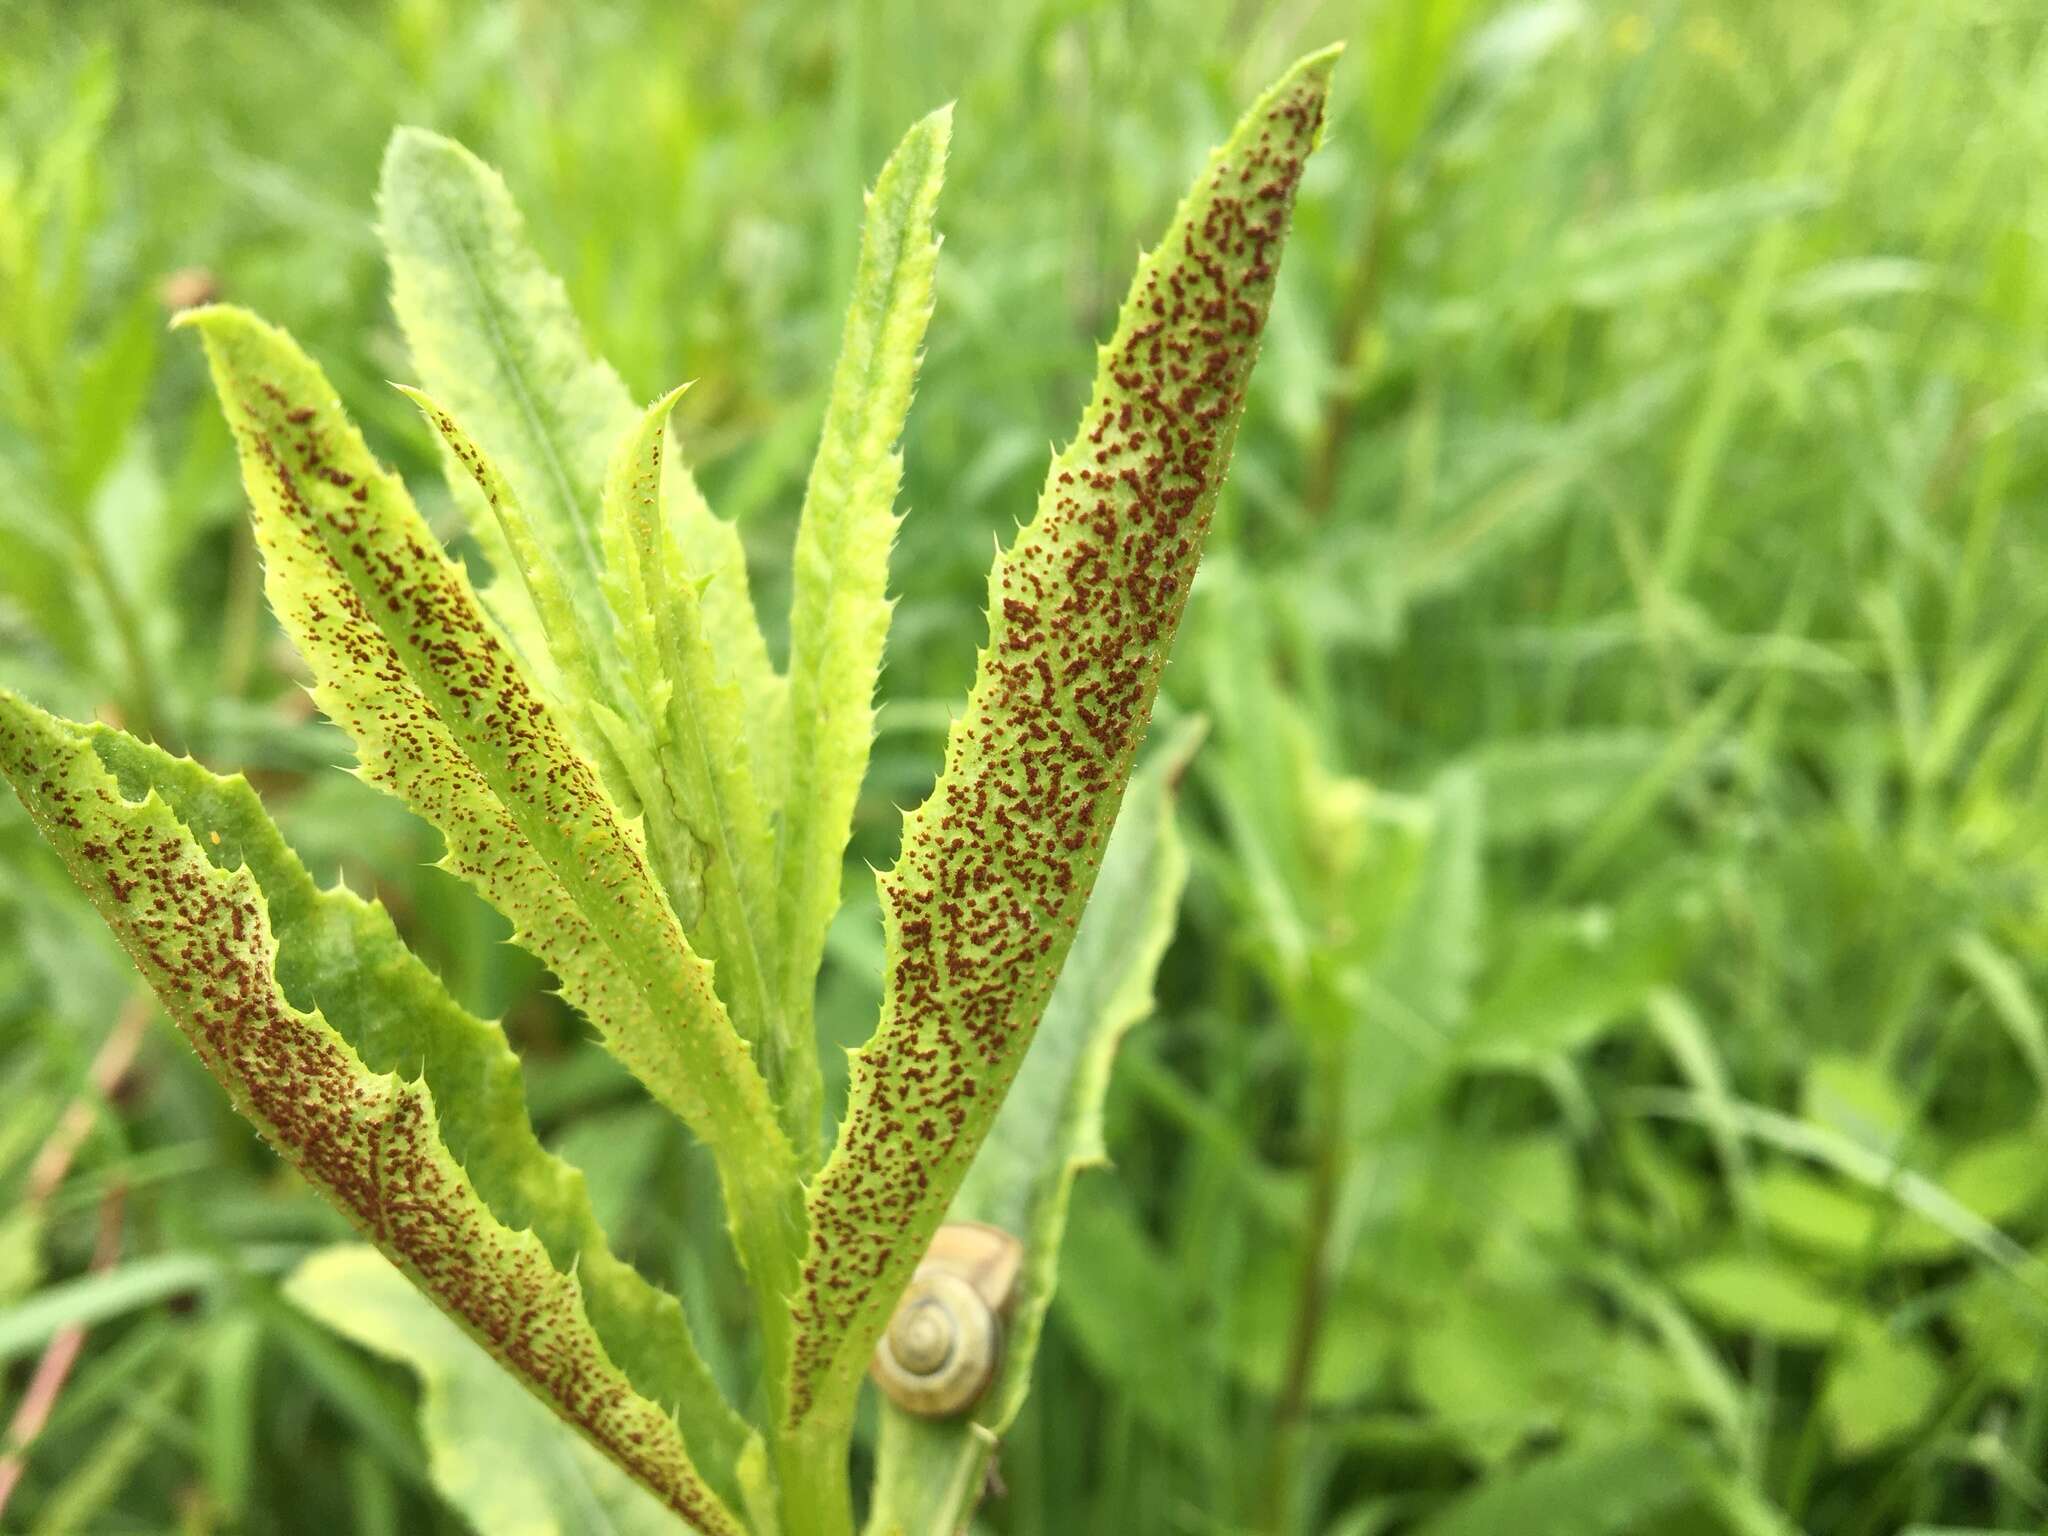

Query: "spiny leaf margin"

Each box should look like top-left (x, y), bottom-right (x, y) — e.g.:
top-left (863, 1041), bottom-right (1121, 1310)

top-left (864, 729), bottom-right (1195, 1536)
top-left (601, 390), bottom-right (786, 1134)
top-left (81, 716), bottom-right (753, 1492)
top-left (0, 690), bottom-right (745, 1536)
top-left (178, 304), bottom-right (804, 1369)
top-left (779, 104), bottom-right (953, 1163)
top-left (785, 47), bottom-right (1338, 1428)
top-left (289, 1245), bottom-right (693, 1536)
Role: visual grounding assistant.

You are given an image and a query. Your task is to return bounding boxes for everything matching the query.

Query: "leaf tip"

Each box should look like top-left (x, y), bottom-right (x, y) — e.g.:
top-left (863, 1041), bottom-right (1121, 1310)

top-left (381, 123), bottom-right (467, 180)
top-left (919, 100), bottom-right (956, 147)
top-left (387, 380), bottom-right (439, 419)
top-left (165, 300), bottom-right (238, 336)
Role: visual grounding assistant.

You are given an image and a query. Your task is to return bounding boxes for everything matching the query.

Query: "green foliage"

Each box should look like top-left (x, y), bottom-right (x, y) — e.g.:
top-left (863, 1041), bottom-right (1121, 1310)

top-left (0, 40), bottom-right (1331, 1536)
top-left (6, 1), bottom-right (2048, 1534)
top-left (288, 1247), bottom-right (685, 1536)
top-left (177, 310), bottom-right (806, 1384)
top-left (865, 728), bottom-right (1197, 1534)
top-left (786, 49), bottom-right (1336, 1439)
top-left (0, 693), bottom-right (749, 1533)
top-left (780, 105), bottom-right (950, 1164)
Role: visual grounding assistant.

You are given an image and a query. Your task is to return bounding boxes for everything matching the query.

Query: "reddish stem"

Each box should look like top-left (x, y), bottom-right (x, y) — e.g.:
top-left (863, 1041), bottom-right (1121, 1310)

top-left (0, 999), bottom-right (151, 1519)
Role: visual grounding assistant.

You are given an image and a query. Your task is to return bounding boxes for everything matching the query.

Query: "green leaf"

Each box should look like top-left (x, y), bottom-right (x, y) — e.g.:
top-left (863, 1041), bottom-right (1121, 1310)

top-left (379, 128), bottom-right (786, 953)
top-left (1755, 1165), bottom-right (1885, 1257)
top-left (0, 1251), bottom-right (290, 1364)
top-left (1363, 0), bottom-right (1480, 166)
top-left (601, 391), bottom-right (787, 1142)
top-left (1951, 930), bottom-right (2048, 1093)
top-left (1822, 1321), bottom-right (1942, 1457)
top-left (1039, 1181), bottom-right (1209, 1450)
top-left (100, 720), bottom-right (744, 1476)
top-left (953, 729), bottom-right (1193, 1419)
top-left (1223, 1241), bottom-right (1395, 1407)
top-left (1408, 1437), bottom-right (1693, 1536)
top-left (289, 1247), bottom-right (690, 1536)
top-left (1636, 1091), bottom-right (2048, 1283)
top-left (380, 127), bottom-right (809, 1155)
top-left (1191, 563), bottom-right (1319, 977)
top-left (1885, 1130), bottom-right (2048, 1263)
top-left (665, 458), bottom-right (788, 847)
top-left (1801, 1054), bottom-right (1909, 1157)
top-left (377, 127), bottom-right (632, 640)
top-left (0, 692), bottom-right (745, 1535)
top-left (1390, 767), bottom-right (1484, 1016)
top-left (863, 730), bottom-right (1194, 1536)
top-left (398, 385), bottom-right (613, 736)
top-left (1673, 1251), bottom-right (1853, 1344)
top-left (1461, 886), bottom-right (1701, 1066)
top-left (177, 304), bottom-right (802, 1397)
top-left (1407, 1273), bottom-right (1628, 1463)
top-left (1948, 1262), bottom-right (2048, 1394)
top-left (1471, 731), bottom-right (1668, 846)
top-left (786, 45), bottom-right (1337, 1436)
top-left (61, 290), bottom-right (158, 512)
top-left (0, 1205), bottom-right (42, 1308)
top-left (779, 106), bottom-right (951, 1164)
top-left (404, 385), bottom-right (711, 951)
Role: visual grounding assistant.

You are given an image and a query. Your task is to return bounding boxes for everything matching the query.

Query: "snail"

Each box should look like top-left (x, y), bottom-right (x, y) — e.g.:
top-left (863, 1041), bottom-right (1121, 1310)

top-left (870, 1221), bottom-right (1024, 1418)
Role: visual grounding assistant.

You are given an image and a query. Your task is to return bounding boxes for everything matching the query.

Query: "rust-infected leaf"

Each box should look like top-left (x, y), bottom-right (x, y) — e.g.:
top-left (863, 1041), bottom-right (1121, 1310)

top-left (0, 691), bottom-right (747, 1536)
top-left (787, 48), bottom-right (1338, 1429)
top-left (177, 305), bottom-right (805, 1368)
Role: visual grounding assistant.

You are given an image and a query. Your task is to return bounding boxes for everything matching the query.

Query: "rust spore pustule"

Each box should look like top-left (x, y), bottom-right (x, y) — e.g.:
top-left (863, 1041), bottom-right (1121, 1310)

top-left (785, 59), bottom-right (1332, 1423)
top-left (0, 706), bottom-right (743, 1536)
top-left (186, 309), bottom-right (792, 1192)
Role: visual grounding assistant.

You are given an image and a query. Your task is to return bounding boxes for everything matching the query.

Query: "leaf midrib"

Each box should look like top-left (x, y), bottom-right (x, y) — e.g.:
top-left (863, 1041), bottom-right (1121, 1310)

top-left (782, 146), bottom-right (930, 941)
top-left (657, 625), bottom-right (783, 1080)
top-left (414, 167), bottom-right (608, 589)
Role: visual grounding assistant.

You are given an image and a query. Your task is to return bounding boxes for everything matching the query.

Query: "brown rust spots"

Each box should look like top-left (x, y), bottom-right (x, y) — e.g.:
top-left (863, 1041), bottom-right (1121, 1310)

top-left (186, 310), bottom-right (790, 1195)
top-left (785, 63), bottom-right (1329, 1422)
top-left (0, 706), bottom-right (741, 1535)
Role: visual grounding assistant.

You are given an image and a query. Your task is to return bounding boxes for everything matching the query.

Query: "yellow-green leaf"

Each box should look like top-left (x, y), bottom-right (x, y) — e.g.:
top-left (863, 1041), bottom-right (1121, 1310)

top-left (779, 106), bottom-right (952, 1164)
top-left (787, 47), bottom-right (1338, 1433)
top-left (864, 731), bottom-right (1194, 1536)
top-left (0, 692), bottom-right (744, 1534)
top-left (601, 391), bottom-right (786, 1141)
top-left (178, 305), bottom-right (802, 1343)
top-left (290, 1247), bottom-right (693, 1536)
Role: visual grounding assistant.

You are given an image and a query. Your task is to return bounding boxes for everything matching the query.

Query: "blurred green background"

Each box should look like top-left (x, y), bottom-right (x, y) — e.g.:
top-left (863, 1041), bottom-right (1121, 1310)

top-left (4, 0), bottom-right (2048, 1531)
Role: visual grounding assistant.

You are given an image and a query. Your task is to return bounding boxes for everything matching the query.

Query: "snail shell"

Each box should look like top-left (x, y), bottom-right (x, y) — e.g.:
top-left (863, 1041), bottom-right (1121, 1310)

top-left (870, 1221), bottom-right (1024, 1418)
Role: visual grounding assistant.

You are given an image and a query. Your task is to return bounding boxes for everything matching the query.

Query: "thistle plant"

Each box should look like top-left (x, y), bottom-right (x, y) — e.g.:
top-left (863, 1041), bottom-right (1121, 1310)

top-left (0, 50), bottom-right (1335, 1536)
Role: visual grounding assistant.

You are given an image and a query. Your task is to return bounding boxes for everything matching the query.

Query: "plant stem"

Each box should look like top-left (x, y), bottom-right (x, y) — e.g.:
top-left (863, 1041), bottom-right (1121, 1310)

top-left (1261, 1040), bottom-right (1346, 1533)
top-left (1301, 185), bottom-right (1393, 522)
top-left (0, 997), bottom-right (149, 1520)
top-left (78, 528), bottom-right (173, 751)
top-left (776, 1417), bottom-right (856, 1536)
